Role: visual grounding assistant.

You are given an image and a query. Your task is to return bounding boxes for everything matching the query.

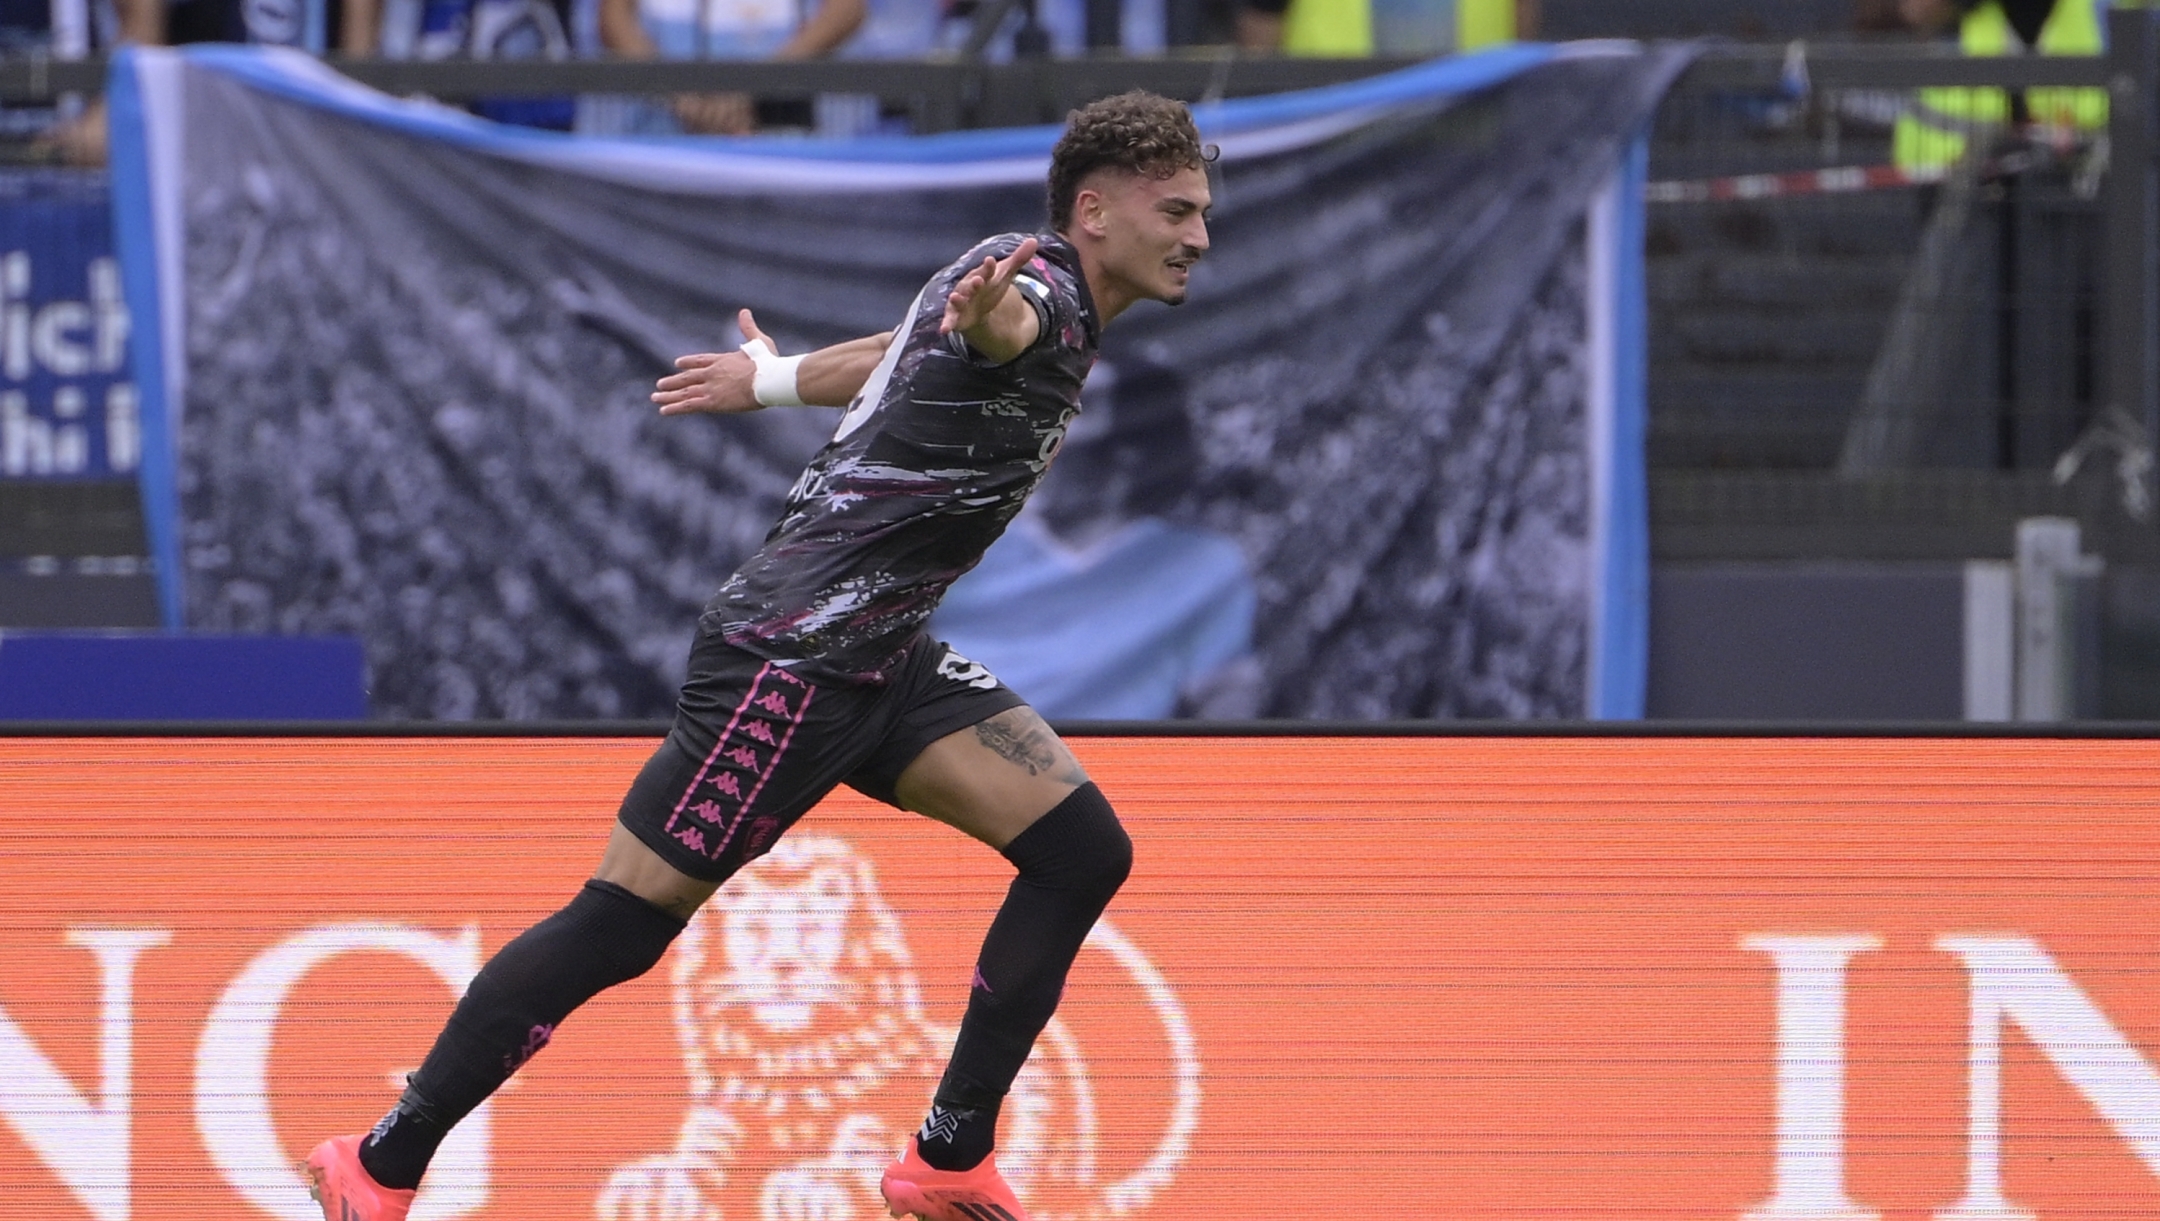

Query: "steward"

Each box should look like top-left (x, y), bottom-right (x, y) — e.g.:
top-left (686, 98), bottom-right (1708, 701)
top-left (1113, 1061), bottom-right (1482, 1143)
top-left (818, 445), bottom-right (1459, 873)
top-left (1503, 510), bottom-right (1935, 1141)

top-left (1894, 0), bottom-right (2110, 175)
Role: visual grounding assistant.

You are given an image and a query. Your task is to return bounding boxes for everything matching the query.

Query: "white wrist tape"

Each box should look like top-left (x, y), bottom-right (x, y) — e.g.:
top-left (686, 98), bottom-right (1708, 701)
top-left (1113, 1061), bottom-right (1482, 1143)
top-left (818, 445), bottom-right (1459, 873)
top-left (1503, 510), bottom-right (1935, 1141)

top-left (742, 340), bottom-right (807, 408)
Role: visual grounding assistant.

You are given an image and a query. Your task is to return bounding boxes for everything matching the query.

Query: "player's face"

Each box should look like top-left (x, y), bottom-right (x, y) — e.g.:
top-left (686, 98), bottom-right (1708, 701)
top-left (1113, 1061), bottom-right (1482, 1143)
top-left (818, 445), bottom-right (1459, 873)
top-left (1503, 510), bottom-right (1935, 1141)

top-left (1100, 164), bottom-right (1212, 306)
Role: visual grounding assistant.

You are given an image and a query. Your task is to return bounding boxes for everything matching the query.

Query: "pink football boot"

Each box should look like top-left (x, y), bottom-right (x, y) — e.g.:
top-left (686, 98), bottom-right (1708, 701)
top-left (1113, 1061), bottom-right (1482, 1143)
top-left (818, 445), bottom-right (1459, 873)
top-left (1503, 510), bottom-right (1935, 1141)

top-left (880, 1140), bottom-right (1030, 1221)
top-left (303, 1134), bottom-right (416, 1221)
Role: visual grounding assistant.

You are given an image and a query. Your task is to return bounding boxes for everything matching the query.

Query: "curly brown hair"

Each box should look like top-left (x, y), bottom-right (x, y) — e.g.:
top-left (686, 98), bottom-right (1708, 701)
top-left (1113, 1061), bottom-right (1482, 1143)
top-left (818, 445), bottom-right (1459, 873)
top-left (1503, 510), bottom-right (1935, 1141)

top-left (1047, 91), bottom-right (1216, 233)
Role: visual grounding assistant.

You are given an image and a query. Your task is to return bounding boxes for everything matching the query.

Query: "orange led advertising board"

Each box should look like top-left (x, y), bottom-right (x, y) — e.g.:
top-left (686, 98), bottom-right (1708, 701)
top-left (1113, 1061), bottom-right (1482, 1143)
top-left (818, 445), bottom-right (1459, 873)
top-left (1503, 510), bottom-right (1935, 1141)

top-left (1, 736), bottom-right (2159, 1220)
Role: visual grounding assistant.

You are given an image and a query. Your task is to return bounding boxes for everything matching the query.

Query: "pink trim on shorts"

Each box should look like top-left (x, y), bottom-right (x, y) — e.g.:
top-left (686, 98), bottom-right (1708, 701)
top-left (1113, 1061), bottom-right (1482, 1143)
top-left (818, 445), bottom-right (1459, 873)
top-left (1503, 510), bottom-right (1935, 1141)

top-left (670, 661), bottom-right (771, 821)
top-left (712, 683), bottom-right (814, 860)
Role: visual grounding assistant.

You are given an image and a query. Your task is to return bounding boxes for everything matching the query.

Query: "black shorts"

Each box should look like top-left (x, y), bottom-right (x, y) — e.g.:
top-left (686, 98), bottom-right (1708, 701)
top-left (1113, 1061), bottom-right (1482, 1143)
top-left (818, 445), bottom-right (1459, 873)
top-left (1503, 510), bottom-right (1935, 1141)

top-left (617, 630), bottom-right (1026, 883)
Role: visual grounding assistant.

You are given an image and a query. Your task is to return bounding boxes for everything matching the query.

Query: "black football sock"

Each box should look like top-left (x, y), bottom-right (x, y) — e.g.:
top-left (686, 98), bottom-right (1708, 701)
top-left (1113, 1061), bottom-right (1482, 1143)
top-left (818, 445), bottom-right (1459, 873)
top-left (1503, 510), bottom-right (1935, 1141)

top-left (917, 1095), bottom-right (1003, 1173)
top-left (917, 783), bottom-right (1131, 1172)
top-left (358, 879), bottom-right (685, 1190)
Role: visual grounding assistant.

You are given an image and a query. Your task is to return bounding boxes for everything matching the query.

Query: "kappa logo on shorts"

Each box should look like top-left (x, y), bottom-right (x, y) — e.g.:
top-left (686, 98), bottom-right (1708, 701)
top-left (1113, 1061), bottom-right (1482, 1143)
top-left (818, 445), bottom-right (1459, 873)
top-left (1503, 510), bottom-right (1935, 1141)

top-left (665, 662), bottom-right (817, 863)
top-left (937, 648), bottom-right (1000, 691)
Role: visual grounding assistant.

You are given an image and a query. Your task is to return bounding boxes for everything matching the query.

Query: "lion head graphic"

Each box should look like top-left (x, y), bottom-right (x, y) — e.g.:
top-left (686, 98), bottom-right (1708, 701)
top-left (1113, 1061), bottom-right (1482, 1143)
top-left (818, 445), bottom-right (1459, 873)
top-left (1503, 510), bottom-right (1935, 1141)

top-left (594, 836), bottom-right (1198, 1221)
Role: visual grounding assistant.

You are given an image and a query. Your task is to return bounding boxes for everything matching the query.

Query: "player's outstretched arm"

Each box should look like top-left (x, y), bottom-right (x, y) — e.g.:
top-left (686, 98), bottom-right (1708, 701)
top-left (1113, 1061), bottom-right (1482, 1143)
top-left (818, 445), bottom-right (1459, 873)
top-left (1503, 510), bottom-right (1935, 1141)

top-left (941, 237), bottom-right (1043, 365)
top-left (652, 309), bottom-right (890, 415)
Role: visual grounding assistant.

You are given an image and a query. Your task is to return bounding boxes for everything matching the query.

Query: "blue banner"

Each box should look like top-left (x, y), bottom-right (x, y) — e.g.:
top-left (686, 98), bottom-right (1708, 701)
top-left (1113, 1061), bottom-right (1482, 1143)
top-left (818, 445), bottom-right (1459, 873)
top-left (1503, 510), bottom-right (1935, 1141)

top-left (0, 170), bottom-right (136, 482)
top-left (110, 46), bottom-right (1680, 720)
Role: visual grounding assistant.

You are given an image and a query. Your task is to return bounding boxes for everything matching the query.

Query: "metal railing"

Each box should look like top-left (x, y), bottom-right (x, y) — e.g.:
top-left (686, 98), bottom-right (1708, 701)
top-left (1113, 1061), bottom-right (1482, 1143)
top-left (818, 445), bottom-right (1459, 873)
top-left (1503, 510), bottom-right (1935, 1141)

top-left (0, 53), bottom-right (1426, 131)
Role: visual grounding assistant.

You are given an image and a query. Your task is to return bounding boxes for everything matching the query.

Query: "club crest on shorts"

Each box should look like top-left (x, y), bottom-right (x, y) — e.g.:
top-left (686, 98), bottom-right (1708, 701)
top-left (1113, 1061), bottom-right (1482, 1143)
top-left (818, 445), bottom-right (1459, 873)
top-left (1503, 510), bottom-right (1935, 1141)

top-left (937, 648), bottom-right (1000, 690)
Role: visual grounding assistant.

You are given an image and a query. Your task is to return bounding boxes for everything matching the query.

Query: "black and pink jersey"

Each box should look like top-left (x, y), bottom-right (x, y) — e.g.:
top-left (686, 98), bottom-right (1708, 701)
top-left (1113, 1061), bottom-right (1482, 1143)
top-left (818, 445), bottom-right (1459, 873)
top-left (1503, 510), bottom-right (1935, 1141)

top-left (704, 232), bottom-right (1101, 684)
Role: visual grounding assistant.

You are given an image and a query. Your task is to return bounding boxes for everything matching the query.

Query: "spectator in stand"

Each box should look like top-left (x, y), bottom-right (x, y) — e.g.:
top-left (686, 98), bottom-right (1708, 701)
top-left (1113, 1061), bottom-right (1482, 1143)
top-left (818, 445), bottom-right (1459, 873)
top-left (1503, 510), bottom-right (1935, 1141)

top-left (1, 0), bottom-right (160, 163)
top-left (1854, 0), bottom-right (1916, 34)
top-left (844, 0), bottom-right (938, 62)
top-left (166, 0), bottom-right (378, 50)
top-left (1896, 0), bottom-right (2058, 41)
top-left (1890, 0), bottom-right (2108, 174)
top-left (5, 0), bottom-right (378, 165)
top-left (592, 0), bottom-right (867, 135)
top-left (382, 0), bottom-right (581, 129)
top-left (945, 0), bottom-right (1165, 58)
top-left (1235, 0), bottom-right (1533, 57)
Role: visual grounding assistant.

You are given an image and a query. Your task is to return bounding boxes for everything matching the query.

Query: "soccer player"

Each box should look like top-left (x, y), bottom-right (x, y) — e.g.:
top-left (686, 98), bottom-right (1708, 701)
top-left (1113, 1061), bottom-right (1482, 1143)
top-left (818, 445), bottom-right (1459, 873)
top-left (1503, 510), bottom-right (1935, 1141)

top-left (305, 89), bottom-right (1213, 1221)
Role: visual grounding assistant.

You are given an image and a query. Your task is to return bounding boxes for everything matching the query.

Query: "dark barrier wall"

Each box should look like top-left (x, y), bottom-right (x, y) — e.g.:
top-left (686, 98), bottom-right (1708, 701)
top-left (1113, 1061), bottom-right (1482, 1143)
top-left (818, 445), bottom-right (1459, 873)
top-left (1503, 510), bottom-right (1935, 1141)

top-left (3, 735), bottom-right (2159, 1219)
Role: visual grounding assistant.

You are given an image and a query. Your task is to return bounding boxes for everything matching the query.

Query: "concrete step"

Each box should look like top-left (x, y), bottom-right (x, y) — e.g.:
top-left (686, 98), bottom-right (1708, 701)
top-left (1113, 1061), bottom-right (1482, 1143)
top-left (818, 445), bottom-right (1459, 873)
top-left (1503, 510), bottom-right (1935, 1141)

top-left (1648, 468), bottom-right (2160, 564)
top-left (1654, 312), bottom-right (1887, 368)
top-left (1650, 369), bottom-right (1868, 468)
top-left (1652, 368), bottom-right (1869, 415)
top-left (1648, 194), bottom-right (1925, 260)
top-left (1649, 423), bottom-right (1848, 470)
top-left (1649, 253), bottom-right (1908, 311)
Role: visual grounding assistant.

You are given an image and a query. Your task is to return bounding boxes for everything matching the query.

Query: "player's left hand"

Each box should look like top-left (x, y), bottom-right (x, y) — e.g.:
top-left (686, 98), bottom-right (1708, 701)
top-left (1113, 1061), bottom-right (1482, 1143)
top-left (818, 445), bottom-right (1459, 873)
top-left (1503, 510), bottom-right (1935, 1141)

top-left (941, 237), bottom-right (1038, 339)
top-left (652, 309), bottom-right (768, 416)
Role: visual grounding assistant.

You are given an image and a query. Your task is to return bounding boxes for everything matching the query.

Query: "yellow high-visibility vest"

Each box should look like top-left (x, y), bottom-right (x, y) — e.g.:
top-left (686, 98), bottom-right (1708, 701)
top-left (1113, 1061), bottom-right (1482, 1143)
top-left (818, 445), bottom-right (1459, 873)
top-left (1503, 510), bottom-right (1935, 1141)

top-left (1282, 0), bottom-right (1512, 58)
top-left (1894, 0), bottom-right (2108, 173)
top-left (1283, 0), bottom-right (1371, 56)
top-left (1457, 0), bottom-right (1514, 49)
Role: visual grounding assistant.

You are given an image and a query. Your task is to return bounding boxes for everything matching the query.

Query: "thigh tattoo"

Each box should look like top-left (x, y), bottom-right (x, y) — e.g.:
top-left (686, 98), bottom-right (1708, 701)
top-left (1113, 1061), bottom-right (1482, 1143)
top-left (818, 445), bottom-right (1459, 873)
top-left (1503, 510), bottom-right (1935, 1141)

top-left (974, 709), bottom-right (1088, 785)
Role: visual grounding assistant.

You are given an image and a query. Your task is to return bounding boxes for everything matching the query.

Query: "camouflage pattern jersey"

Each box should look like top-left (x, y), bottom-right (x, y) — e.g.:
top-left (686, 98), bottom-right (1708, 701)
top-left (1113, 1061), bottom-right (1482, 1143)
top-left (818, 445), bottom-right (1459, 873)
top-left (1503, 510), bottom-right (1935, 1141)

top-left (704, 232), bottom-right (1101, 685)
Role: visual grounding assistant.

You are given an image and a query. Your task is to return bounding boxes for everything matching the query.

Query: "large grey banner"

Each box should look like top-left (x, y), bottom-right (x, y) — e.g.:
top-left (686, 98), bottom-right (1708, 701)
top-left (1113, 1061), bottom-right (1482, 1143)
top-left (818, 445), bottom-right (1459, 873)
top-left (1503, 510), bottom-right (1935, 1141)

top-left (113, 44), bottom-right (1684, 720)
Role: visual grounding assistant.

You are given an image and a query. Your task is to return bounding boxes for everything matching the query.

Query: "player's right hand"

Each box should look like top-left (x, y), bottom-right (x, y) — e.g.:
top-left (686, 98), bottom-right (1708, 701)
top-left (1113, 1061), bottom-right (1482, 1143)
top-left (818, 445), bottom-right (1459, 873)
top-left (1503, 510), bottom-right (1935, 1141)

top-left (652, 308), bottom-right (770, 416)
